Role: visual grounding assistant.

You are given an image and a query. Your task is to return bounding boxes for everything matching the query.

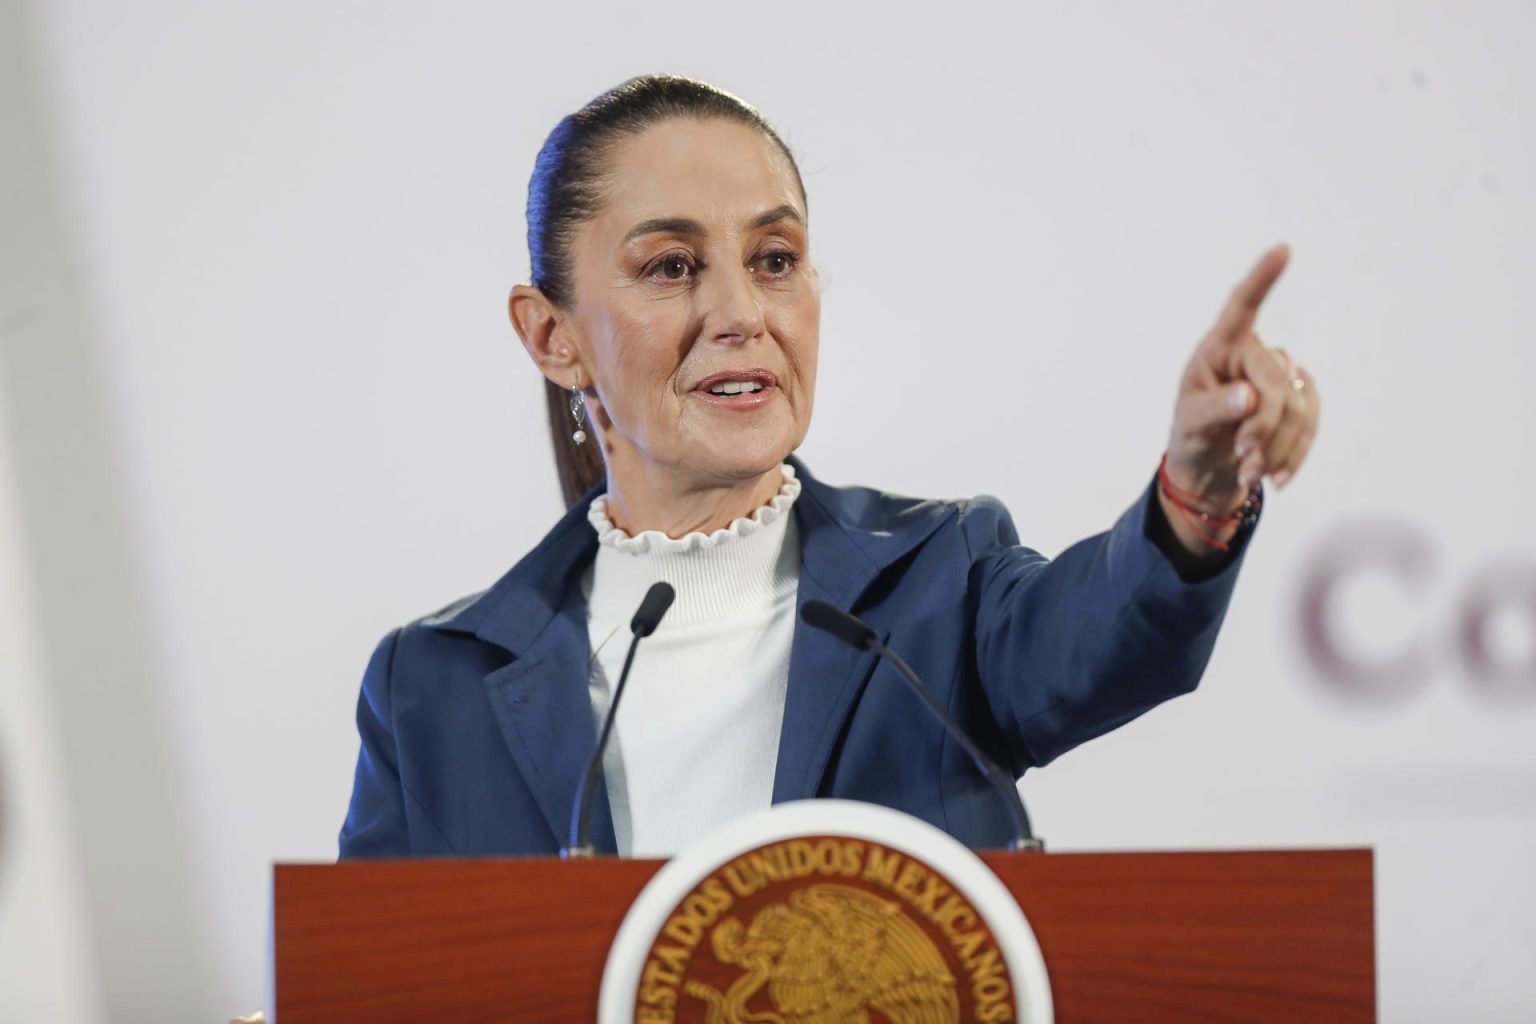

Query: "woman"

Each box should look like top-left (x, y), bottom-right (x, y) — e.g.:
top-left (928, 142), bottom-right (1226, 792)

top-left (338, 75), bottom-right (1318, 858)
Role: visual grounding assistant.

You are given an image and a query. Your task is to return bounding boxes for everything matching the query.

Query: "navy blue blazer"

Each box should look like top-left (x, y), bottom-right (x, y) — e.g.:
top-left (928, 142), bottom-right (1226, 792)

top-left (339, 458), bottom-right (1252, 857)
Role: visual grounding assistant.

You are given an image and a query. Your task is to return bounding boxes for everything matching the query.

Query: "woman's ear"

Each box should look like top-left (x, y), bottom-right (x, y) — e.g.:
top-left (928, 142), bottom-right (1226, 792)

top-left (509, 284), bottom-right (584, 387)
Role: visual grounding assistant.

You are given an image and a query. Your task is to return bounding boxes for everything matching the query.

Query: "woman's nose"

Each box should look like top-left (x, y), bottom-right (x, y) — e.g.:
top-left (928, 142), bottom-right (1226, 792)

top-left (700, 264), bottom-right (766, 345)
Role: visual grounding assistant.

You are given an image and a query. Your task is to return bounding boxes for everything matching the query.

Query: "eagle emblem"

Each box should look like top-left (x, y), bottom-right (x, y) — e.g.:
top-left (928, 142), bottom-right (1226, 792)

top-left (684, 883), bottom-right (960, 1024)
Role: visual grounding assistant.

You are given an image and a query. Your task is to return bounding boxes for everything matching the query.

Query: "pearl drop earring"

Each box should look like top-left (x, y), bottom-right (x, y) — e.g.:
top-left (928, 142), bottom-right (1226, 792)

top-left (569, 376), bottom-right (588, 445)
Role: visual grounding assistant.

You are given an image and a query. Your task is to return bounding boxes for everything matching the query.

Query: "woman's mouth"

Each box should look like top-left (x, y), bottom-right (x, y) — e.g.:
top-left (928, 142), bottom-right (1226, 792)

top-left (692, 369), bottom-right (778, 409)
top-left (706, 379), bottom-right (765, 396)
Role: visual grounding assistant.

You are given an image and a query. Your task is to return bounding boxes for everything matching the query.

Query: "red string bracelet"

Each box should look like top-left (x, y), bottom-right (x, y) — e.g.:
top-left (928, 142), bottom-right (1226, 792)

top-left (1156, 453), bottom-right (1262, 553)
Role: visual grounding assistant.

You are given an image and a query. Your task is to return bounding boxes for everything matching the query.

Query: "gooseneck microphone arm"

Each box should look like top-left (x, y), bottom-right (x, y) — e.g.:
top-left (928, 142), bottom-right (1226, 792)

top-left (799, 599), bottom-right (1045, 853)
top-left (564, 581), bottom-right (675, 858)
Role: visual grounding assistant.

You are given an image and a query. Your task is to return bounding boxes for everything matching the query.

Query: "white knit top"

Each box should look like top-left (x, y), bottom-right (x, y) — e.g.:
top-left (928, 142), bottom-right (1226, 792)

top-left (581, 464), bottom-right (802, 857)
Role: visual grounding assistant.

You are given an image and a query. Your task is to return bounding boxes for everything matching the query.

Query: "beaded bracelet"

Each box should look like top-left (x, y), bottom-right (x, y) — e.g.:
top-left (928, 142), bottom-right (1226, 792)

top-left (1156, 453), bottom-right (1262, 553)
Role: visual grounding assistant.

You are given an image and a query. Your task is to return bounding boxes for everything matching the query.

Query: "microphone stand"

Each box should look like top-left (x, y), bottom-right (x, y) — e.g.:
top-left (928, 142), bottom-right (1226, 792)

top-left (801, 599), bottom-right (1044, 852)
top-left (563, 582), bottom-right (674, 858)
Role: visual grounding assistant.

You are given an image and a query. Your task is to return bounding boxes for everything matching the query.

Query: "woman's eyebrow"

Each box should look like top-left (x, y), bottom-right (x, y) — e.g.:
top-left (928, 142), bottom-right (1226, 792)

top-left (624, 217), bottom-right (702, 243)
top-left (623, 205), bottom-right (803, 244)
top-left (749, 204), bottom-right (803, 230)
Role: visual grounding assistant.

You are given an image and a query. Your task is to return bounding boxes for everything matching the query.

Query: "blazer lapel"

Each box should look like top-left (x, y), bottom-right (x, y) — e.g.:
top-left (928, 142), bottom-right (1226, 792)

top-left (480, 590), bottom-right (617, 853)
top-left (771, 460), bottom-right (956, 803)
top-left (433, 489), bottom-right (618, 852)
top-left (772, 568), bottom-right (887, 803)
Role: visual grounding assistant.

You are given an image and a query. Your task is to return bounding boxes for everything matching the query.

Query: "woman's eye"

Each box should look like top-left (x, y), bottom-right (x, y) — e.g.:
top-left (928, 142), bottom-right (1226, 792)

top-left (650, 254), bottom-right (695, 281)
top-left (755, 249), bottom-right (800, 277)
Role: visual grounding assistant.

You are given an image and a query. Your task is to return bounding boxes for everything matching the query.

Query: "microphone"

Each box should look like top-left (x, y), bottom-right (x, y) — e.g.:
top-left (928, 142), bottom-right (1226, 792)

top-left (629, 582), bottom-right (675, 638)
top-left (564, 581), bottom-right (675, 858)
top-left (800, 599), bottom-right (1045, 852)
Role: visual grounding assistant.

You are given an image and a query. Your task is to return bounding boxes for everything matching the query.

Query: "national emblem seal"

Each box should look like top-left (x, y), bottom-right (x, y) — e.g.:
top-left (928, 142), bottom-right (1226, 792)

top-left (600, 800), bottom-right (1053, 1024)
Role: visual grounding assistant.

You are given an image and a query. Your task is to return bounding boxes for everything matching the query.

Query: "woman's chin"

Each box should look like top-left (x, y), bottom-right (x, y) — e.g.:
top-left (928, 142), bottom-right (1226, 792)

top-left (690, 436), bottom-right (797, 484)
top-left (672, 412), bottom-right (798, 478)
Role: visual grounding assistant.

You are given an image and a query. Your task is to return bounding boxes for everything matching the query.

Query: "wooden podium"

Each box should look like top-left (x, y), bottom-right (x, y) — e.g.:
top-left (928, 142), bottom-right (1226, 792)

top-left (271, 847), bottom-right (1374, 1022)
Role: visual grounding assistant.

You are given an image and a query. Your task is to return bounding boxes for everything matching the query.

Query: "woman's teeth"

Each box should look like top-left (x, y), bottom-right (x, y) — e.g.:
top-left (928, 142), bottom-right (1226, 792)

top-left (707, 380), bottom-right (765, 395)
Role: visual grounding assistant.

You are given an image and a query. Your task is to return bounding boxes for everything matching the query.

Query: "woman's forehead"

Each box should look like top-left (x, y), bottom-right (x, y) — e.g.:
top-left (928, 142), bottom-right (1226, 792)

top-left (595, 118), bottom-right (804, 236)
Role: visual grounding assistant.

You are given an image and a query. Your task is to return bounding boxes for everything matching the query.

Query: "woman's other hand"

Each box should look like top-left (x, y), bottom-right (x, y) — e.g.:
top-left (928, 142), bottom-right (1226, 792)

top-left (1161, 244), bottom-right (1320, 553)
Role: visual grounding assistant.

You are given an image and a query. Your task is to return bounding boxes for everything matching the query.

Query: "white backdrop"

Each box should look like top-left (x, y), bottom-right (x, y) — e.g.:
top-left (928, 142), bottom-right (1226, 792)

top-left (2, 1), bottom-right (1533, 1020)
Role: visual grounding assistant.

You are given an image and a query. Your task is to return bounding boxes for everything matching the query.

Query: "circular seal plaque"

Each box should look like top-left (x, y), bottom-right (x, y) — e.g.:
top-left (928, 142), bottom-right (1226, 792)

top-left (600, 800), bottom-right (1053, 1024)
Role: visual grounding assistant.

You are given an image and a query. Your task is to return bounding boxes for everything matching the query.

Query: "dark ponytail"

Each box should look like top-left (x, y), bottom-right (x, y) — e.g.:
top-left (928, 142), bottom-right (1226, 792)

top-left (525, 74), bottom-right (806, 507)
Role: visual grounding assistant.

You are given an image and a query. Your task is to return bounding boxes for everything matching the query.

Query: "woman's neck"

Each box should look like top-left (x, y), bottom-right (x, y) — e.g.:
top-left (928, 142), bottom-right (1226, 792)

top-left (601, 464), bottom-right (786, 539)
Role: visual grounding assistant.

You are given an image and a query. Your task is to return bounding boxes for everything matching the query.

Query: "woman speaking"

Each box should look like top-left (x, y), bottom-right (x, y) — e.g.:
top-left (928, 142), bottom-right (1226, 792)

top-left (338, 75), bottom-right (1319, 859)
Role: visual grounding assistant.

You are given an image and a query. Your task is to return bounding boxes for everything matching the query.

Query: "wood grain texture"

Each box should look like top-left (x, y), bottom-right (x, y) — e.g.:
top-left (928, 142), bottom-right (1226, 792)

top-left (273, 848), bottom-right (1374, 1022)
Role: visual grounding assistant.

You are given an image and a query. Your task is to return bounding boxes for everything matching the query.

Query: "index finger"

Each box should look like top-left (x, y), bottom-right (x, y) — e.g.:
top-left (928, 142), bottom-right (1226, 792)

top-left (1212, 243), bottom-right (1291, 342)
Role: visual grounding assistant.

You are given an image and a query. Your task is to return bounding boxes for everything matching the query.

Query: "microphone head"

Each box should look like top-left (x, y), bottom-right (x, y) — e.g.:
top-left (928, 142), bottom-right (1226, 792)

top-left (800, 599), bottom-right (878, 650)
top-left (630, 582), bottom-right (676, 638)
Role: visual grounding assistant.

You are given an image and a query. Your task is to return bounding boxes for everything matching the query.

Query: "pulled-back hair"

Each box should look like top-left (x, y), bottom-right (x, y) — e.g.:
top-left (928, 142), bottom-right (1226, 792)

top-left (525, 74), bottom-right (806, 507)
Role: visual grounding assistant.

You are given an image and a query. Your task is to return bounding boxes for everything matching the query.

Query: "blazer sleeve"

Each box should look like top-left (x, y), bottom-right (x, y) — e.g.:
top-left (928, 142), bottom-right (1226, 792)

top-left (964, 477), bottom-right (1255, 770)
top-left (337, 628), bottom-right (411, 859)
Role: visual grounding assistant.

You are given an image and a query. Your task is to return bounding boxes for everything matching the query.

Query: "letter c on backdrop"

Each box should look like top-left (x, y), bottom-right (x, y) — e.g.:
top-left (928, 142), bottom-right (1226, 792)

top-left (1299, 523), bottom-right (1436, 700)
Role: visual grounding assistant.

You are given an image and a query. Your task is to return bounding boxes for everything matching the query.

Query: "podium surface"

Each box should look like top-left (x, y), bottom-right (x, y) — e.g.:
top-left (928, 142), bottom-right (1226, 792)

top-left (273, 847), bottom-right (1373, 1022)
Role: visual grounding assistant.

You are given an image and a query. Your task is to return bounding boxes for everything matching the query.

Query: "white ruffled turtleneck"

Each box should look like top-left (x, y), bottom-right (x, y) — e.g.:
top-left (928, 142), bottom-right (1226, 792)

top-left (581, 464), bottom-right (802, 857)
